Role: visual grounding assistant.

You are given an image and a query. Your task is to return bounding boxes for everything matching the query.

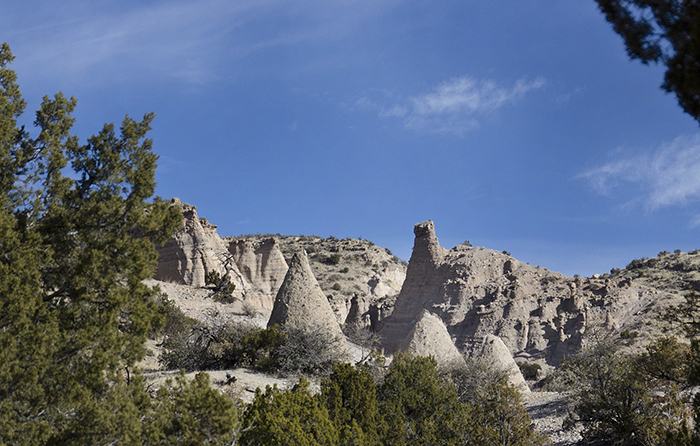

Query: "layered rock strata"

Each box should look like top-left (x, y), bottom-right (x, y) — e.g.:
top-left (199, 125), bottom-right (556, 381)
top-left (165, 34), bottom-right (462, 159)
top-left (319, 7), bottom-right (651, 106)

top-left (154, 199), bottom-right (289, 312)
top-left (229, 238), bottom-right (289, 309)
top-left (154, 198), bottom-right (235, 288)
top-left (380, 220), bottom-right (680, 367)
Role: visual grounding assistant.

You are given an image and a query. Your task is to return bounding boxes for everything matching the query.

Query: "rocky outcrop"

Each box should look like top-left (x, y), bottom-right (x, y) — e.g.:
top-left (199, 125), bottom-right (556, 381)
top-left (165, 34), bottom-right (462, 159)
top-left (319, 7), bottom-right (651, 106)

top-left (268, 251), bottom-right (348, 353)
top-left (154, 198), bottom-right (238, 288)
top-left (397, 310), bottom-right (466, 368)
top-left (464, 335), bottom-right (529, 394)
top-left (236, 234), bottom-right (407, 328)
top-left (380, 221), bottom-right (681, 367)
top-left (379, 220), bottom-right (451, 352)
top-left (229, 238), bottom-right (288, 309)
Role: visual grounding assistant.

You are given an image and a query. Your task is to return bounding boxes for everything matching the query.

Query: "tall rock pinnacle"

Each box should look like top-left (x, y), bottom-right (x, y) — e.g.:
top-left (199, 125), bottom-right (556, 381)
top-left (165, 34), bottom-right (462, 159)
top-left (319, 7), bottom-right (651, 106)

top-left (410, 220), bottom-right (445, 267)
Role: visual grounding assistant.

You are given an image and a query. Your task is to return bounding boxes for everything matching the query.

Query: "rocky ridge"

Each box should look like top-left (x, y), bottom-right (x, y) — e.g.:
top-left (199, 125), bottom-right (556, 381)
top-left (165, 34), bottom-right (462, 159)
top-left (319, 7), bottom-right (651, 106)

top-left (154, 200), bottom-right (408, 324)
top-left (154, 198), bottom-right (233, 288)
top-left (379, 220), bottom-right (685, 370)
top-left (149, 213), bottom-right (700, 445)
top-left (226, 233), bottom-right (407, 327)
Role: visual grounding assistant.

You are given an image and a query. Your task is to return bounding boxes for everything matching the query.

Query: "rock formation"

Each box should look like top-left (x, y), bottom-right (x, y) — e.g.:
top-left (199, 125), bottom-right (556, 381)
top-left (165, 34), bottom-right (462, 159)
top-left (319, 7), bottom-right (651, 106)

top-left (397, 310), bottom-right (466, 368)
top-left (268, 251), bottom-right (348, 354)
top-left (463, 334), bottom-right (529, 394)
top-left (380, 220), bottom-right (681, 367)
top-left (236, 234), bottom-right (407, 328)
top-left (154, 200), bottom-right (293, 312)
top-left (229, 238), bottom-right (289, 309)
top-left (154, 198), bottom-right (236, 288)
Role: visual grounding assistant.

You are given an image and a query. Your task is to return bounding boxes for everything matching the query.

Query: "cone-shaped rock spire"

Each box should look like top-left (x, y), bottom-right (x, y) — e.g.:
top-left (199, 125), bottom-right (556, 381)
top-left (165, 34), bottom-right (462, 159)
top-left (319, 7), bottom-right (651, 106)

top-left (397, 310), bottom-right (465, 367)
top-left (268, 251), bottom-right (346, 344)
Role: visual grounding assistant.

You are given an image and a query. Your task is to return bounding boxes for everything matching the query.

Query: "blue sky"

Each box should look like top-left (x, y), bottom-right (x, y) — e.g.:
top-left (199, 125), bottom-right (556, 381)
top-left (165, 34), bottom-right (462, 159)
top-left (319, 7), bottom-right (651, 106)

top-left (4, 0), bottom-right (700, 276)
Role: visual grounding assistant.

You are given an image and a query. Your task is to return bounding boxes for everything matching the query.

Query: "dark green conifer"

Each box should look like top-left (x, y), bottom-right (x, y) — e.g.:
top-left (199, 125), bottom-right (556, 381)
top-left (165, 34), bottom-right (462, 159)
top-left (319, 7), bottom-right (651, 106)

top-left (0, 42), bottom-right (193, 444)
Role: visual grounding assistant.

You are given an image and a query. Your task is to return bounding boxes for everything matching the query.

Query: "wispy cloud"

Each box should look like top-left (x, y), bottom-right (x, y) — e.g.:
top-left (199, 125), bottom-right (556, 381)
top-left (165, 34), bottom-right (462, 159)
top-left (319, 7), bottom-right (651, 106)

top-left (578, 135), bottom-right (700, 211)
top-left (6, 0), bottom-right (400, 88)
top-left (359, 76), bottom-right (545, 135)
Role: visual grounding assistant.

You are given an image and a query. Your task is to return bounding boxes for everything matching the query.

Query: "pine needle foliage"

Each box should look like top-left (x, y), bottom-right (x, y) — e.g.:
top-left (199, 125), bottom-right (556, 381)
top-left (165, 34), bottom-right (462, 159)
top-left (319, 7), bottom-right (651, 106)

top-left (0, 42), bottom-right (205, 444)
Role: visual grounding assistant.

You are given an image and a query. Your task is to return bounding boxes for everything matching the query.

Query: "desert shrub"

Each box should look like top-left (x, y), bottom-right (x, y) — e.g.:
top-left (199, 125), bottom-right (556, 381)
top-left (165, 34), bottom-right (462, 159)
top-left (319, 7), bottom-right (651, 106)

top-left (378, 353), bottom-right (467, 445)
top-left (627, 257), bottom-right (651, 270)
top-left (143, 371), bottom-right (240, 445)
top-left (332, 282), bottom-right (341, 291)
top-left (560, 333), bottom-right (690, 446)
top-left (204, 270), bottom-right (236, 303)
top-left (440, 356), bottom-right (509, 407)
top-left (320, 363), bottom-right (382, 445)
top-left (328, 253), bottom-right (342, 265)
top-left (620, 329), bottom-right (639, 340)
top-left (237, 355), bottom-right (545, 446)
top-left (271, 324), bottom-right (350, 376)
top-left (162, 319), bottom-right (350, 377)
top-left (149, 294), bottom-right (198, 339)
top-left (240, 325), bottom-right (285, 371)
top-left (517, 362), bottom-right (542, 380)
top-left (160, 321), bottom-right (262, 371)
top-left (377, 353), bottom-right (546, 446)
top-left (340, 266), bottom-right (349, 273)
top-left (470, 379), bottom-right (547, 446)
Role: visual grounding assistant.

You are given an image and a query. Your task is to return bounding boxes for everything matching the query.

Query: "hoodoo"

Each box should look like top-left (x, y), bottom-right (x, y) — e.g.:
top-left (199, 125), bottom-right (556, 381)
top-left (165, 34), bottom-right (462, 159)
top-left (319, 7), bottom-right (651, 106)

top-left (268, 251), bottom-right (348, 354)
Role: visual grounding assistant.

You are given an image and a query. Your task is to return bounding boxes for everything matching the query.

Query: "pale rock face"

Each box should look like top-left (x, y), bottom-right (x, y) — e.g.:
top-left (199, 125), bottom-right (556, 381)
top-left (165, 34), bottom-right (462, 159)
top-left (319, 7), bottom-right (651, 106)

top-left (397, 310), bottom-right (466, 368)
top-left (154, 199), bottom-right (238, 288)
top-left (229, 238), bottom-right (288, 309)
top-left (268, 251), bottom-right (349, 355)
top-left (464, 334), bottom-right (530, 394)
top-left (380, 220), bottom-right (680, 366)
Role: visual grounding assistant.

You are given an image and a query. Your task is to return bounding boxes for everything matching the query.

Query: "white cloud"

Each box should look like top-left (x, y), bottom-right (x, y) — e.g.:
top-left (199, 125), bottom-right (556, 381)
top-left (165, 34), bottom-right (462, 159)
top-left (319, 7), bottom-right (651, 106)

top-left (578, 135), bottom-right (700, 210)
top-left (412, 76), bottom-right (545, 116)
top-left (7, 0), bottom-right (401, 87)
top-left (361, 76), bottom-right (545, 135)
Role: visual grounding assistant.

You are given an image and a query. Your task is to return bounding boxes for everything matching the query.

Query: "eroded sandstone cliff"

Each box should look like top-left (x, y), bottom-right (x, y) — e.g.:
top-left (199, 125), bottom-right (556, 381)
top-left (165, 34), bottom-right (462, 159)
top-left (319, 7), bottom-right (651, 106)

top-left (380, 220), bottom-right (681, 367)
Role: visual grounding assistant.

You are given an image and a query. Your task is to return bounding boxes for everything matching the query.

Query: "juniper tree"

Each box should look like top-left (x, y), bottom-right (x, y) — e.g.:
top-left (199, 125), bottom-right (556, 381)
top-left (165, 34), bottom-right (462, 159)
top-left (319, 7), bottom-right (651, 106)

top-left (320, 363), bottom-right (382, 446)
top-left (0, 42), bottom-right (188, 444)
top-left (595, 0), bottom-right (700, 123)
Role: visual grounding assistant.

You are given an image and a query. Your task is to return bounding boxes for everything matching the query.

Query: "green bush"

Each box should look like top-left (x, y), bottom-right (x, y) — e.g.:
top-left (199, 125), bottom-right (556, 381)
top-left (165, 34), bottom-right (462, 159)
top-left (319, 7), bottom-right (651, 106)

top-left (204, 270), bottom-right (236, 302)
top-left (149, 293), bottom-right (198, 339)
top-left (240, 379), bottom-right (338, 446)
top-left (620, 329), bottom-right (639, 340)
top-left (560, 332), bottom-right (690, 445)
top-left (517, 362), bottom-right (542, 380)
top-left (441, 356), bottom-right (509, 407)
top-left (328, 253), bottom-right (342, 265)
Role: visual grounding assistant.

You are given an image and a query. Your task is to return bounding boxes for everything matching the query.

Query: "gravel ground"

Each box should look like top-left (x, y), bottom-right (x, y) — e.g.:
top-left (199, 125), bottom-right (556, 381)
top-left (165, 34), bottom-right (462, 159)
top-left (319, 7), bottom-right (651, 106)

top-left (524, 391), bottom-right (582, 446)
